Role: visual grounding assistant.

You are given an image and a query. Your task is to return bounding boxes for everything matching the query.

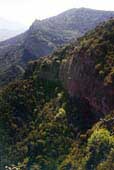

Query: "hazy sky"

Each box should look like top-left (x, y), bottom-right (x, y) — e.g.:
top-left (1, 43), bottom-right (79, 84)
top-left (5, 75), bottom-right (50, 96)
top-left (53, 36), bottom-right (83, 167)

top-left (0, 0), bottom-right (114, 26)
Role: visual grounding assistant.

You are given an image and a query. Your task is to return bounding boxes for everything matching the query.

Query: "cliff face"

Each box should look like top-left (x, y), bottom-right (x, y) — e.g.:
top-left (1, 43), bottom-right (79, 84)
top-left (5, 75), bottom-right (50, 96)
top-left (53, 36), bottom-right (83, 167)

top-left (1, 8), bottom-right (114, 86)
top-left (25, 19), bottom-right (114, 115)
top-left (60, 19), bottom-right (114, 114)
top-left (24, 18), bottom-right (114, 115)
top-left (0, 19), bottom-right (114, 170)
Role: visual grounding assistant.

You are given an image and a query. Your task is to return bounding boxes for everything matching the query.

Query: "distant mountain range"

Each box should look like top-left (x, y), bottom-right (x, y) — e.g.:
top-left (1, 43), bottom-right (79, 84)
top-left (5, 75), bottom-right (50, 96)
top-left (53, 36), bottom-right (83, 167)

top-left (0, 29), bottom-right (26, 41)
top-left (1, 8), bottom-right (114, 85)
top-left (0, 17), bottom-right (26, 41)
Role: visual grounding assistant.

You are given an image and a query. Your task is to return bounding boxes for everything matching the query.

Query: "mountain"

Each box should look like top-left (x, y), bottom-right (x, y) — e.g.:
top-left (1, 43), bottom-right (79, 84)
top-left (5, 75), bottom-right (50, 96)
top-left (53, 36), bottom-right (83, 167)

top-left (60, 18), bottom-right (114, 115)
top-left (0, 29), bottom-right (25, 41)
top-left (1, 8), bottom-right (114, 85)
top-left (0, 18), bottom-right (26, 41)
top-left (0, 19), bottom-right (114, 170)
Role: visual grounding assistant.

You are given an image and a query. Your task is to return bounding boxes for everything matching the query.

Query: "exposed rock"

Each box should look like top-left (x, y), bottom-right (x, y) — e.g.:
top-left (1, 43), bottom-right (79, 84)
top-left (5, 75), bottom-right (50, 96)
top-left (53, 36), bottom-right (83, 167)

top-left (1, 8), bottom-right (114, 85)
top-left (60, 19), bottom-right (114, 114)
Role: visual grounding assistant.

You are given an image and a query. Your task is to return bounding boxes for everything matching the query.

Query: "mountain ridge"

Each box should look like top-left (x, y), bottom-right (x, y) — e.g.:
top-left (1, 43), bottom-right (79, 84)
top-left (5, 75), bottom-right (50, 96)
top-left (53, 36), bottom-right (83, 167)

top-left (0, 18), bottom-right (114, 170)
top-left (1, 8), bottom-right (114, 85)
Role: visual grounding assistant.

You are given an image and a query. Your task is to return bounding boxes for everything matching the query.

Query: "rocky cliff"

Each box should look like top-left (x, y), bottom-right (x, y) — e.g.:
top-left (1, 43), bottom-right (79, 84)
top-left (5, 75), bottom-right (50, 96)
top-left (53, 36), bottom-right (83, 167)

top-left (1, 8), bottom-right (114, 85)
top-left (24, 19), bottom-right (114, 115)
top-left (0, 19), bottom-right (114, 170)
top-left (60, 19), bottom-right (114, 114)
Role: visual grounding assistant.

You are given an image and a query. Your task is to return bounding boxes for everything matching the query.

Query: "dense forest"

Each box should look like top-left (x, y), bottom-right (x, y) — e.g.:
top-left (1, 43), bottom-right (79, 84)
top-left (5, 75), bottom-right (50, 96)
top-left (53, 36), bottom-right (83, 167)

top-left (0, 18), bottom-right (114, 170)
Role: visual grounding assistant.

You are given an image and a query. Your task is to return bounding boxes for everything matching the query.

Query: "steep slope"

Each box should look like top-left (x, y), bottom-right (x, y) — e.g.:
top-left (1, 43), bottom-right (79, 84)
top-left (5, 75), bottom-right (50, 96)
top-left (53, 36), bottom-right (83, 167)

top-left (60, 18), bottom-right (114, 114)
top-left (0, 19), bottom-right (114, 170)
top-left (1, 8), bottom-right (114, 85)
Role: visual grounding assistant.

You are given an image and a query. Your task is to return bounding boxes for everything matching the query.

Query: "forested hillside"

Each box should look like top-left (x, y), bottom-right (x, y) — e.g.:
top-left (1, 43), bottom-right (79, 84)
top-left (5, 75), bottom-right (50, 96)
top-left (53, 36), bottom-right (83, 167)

top-left (1, 8), bottom-right (114, 86)
top-left (0, 19), bottom-right (114, 170)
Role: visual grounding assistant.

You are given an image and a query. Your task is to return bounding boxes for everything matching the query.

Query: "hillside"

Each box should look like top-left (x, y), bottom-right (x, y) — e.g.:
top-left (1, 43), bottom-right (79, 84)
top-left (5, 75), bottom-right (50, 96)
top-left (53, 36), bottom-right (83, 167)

top-left (0, 19), bottom-right (114, 170)
top-left (1, 8), bottom-right (114, 85)
top-left (60, 18), bottom-right (114, 114)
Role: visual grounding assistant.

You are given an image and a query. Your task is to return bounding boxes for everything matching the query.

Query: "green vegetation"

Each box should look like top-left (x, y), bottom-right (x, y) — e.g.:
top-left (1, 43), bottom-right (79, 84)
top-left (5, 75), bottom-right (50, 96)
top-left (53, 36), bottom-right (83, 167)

top-left (85, 129), bottom-right (114, 170)
top-left (77, 19), bottom-right (114, 86)
top-left (0, 18), bottom-right (114, 170)
top-left (1, 8), bottom-right (114, 86)
top-left (0, 59), bottom-right (113, 169)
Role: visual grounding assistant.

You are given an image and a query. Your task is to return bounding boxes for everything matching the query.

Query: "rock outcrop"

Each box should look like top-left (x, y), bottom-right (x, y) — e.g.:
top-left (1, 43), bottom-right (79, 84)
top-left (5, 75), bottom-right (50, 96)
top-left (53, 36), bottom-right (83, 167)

top-left (60, 19), bottom-right (114, 114)
top-left (1, 8), bottom-right (114, 85)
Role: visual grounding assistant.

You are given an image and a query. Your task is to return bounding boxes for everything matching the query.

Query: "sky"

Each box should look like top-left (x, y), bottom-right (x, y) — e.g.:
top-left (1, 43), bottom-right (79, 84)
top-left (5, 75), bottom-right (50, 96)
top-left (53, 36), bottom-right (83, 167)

top-left (0, 0), bottom-right (114, 27)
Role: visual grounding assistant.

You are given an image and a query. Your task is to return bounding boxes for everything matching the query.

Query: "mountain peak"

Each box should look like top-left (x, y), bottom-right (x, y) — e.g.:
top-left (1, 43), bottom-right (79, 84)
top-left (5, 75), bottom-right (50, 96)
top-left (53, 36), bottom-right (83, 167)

top-left (1, 8), bottom-right (114, 86)
top-left (0, 10), bottom-right (114, 170)
top-left (32, 19), bottom-right (41, 24)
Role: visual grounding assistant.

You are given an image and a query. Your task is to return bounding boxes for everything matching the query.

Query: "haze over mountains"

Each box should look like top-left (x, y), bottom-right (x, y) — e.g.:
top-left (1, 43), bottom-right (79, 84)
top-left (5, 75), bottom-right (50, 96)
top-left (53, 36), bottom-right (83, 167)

top-left (1, 8), bottom-right (114, 85)
top-left (0, 17), bottom-right (26, 41)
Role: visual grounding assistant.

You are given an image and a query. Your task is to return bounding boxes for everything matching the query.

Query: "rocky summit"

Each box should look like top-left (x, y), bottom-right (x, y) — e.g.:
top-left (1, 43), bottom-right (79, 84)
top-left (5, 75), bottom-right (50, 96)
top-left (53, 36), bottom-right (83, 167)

top-left (1, 8), bottom-right (114, 85)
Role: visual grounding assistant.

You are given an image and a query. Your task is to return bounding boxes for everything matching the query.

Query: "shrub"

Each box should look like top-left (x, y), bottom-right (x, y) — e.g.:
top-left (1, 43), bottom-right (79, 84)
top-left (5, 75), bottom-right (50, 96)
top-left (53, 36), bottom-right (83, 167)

top-left (85, 129), bottom-right (114, 170)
